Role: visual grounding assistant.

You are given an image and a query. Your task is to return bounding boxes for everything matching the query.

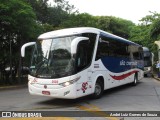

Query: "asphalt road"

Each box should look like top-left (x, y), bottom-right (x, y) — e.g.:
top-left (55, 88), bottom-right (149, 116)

top-left (0, 77), bottom-right (160, 120)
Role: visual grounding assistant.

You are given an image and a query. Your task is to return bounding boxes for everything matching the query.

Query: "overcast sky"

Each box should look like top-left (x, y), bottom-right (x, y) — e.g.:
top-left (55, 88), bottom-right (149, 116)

top-left (67, 0), bottom-right (160, 24)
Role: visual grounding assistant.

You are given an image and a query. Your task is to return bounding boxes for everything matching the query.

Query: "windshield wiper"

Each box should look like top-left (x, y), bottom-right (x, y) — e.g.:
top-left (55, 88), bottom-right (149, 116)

top-left (36, 50), bottom-right (50, 72)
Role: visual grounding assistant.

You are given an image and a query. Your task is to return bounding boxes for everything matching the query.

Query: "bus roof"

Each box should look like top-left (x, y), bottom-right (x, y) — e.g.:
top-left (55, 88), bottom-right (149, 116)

top-left (143, 47), bottom-right (150, 52)
top-left (38, 27), bottom-right (140, 46)
top-left (38, 27), bottom-right (99, 39)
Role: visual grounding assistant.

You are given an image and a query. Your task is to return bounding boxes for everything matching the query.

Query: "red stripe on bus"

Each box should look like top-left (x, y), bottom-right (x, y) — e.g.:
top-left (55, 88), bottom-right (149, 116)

top-left (110, 70), bottom-right (138, 80)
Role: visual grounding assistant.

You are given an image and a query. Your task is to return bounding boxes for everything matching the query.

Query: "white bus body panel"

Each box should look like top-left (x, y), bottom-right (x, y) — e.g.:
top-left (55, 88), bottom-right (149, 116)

top-left (28, 69), bottom-right (93, 99)
top-left (28, 58), bottom-right (143, 99)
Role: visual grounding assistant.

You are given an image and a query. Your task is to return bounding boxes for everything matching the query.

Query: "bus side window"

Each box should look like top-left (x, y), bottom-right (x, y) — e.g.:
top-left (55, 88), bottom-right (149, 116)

top-left (96, 39), bottom-right (109, 60)
top-left (133, 52), bottom-right (142, 60)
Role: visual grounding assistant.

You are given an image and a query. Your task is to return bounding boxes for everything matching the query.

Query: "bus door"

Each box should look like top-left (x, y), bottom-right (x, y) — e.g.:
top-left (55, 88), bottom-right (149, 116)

top-left (76, 40), bottom-right (92, 96)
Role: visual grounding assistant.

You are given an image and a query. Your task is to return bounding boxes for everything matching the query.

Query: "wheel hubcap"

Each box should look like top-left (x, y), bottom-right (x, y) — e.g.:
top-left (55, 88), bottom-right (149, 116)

top-left (95, 84), bottom-right (101, 95)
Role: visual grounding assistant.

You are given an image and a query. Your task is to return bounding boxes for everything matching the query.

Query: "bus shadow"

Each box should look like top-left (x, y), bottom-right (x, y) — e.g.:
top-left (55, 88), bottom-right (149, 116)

top-left (103, 81), bottom-right (142, 96)
top-left (36, 97), bottom-right (92, 109)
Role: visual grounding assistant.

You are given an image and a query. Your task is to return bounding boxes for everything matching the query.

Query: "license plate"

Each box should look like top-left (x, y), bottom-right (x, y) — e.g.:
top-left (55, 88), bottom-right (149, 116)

top-left (42, 91), bottom-right (50, 95)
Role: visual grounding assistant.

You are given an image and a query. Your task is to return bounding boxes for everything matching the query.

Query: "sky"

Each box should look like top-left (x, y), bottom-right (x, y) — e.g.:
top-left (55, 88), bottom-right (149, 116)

top-left (66, 0), bottom-right (160, 24)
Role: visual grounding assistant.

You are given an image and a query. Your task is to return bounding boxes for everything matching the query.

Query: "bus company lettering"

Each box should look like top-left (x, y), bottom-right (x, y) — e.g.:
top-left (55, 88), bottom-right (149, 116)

top-left (120, 60), bottom-right (137, 66)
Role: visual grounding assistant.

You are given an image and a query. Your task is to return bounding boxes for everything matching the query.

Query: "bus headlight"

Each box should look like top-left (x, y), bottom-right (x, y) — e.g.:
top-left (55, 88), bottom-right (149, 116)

top-left (59, 77), bottom-right (80, 87)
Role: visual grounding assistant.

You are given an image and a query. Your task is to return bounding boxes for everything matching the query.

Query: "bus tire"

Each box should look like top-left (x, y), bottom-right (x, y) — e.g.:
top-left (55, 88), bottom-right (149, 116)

top-left (92, 80), bottom-right (104, 99)
top-left (132, 74), bottom-right (138, 86)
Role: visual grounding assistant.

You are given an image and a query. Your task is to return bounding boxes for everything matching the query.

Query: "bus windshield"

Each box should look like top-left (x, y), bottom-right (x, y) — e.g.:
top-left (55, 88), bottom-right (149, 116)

top-left (30, 36), bottom-right (77, 78)
top-left (143, 51), bottom-right (152, 67)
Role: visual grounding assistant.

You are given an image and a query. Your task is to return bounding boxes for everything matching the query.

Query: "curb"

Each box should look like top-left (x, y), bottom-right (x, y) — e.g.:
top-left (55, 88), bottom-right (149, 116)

top-left (0, 84), bottom-right (27, 91)
top-left (153, 76), bottom-right (160, 81)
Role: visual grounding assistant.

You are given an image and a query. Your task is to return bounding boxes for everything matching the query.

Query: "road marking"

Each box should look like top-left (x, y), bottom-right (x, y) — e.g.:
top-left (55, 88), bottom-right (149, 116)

top-left (0, 117), bottom-right (75, 120)
top-left (76, 103), bottom-right (120, 120)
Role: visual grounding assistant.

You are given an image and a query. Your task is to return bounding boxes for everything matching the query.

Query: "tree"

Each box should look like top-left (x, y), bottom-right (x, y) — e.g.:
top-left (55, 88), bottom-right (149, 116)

top-left (61, 14), bottom-right (135, 39)
top-left (52, 0), bottom-right (78, 14)
top-left (129, 12), bottom-right (160, 62)
top-left (25, 0), bottom-right (49, 23)
top-left (95, 16), bottom-right (135, 39)
top-left (138, 11), bottom-right (160, 41)
top-left (150, 18), bottom-right (160, 39)
top-left (47, 0), bottom-right (78, 27)
top-left (139, 11), bottom-right (160, 25)
top-left (26, 0), bottom-right (77, 26)
top-left (0, 0), bottom-right (37, 83)
top-left (61, 13), bottom-right (97, 28)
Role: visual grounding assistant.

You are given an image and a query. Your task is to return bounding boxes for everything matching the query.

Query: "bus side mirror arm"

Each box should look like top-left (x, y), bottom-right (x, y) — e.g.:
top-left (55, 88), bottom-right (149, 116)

top-left (21, 42), bottom-right (36, 57)
top-left (71, 37), bottom-right (89, 54)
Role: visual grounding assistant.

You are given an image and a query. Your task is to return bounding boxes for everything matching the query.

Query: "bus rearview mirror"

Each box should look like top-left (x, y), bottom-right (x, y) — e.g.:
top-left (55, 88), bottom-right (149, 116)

top-left (71, 37), bottom-right (89, 54)
top-left (21, 42), bottom-right (36, 57)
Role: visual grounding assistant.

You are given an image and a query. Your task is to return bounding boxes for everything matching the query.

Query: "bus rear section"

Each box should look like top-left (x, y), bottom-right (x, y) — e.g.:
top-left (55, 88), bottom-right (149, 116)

top-left (143, 47), bottom-right (154, 77)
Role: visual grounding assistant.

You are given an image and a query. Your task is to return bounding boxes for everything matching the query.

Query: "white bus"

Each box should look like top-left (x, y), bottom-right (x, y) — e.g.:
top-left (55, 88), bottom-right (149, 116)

top-left (143, 47), bottom-right (154, 77)
top-left (21, 27), bottom-right (144, 99)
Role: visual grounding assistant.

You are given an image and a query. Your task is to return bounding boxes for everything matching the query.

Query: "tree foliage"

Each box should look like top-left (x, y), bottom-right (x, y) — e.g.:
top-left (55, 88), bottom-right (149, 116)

top-left (150, 18), bottom-right (160, 39)
top-left (129, 12), bottom-right (160, 61)
top-left (0, 0), bottom-right (38, 83)
top-left (61, 13), bottom-right (97, 28)
top-left (25, 0), bottom-right (49, 23)
top-left (61, 14), bottom-right (135, 39)
top-left (96, 16), bottom-right (135, 39)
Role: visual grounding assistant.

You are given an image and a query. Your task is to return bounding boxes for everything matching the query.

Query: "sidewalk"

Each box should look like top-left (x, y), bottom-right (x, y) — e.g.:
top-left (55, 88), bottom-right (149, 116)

top-left (0, 77), bottom-right (28, 91)
top-left (0, 83), bottom-right (27, 91)
top-left (153, 74), bottom-right (160, 81)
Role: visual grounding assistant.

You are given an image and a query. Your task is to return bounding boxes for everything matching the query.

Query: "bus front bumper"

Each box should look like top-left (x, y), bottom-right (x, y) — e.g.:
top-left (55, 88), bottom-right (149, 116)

top-left (28, 83), bottom-right (77, 99)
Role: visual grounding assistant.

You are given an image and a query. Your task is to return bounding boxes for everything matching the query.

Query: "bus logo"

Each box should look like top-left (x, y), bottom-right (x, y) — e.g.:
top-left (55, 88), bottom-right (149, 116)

top-left (82, 82), bottom-right (88, 93)
top-left (44, 85), bottom-right (47, 89)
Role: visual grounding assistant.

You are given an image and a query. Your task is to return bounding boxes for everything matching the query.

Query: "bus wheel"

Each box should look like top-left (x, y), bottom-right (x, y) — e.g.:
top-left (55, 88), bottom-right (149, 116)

top-left (92, 80), bottom-right (103, 99)
top-left (132, 74), bottom-right (138, 86)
